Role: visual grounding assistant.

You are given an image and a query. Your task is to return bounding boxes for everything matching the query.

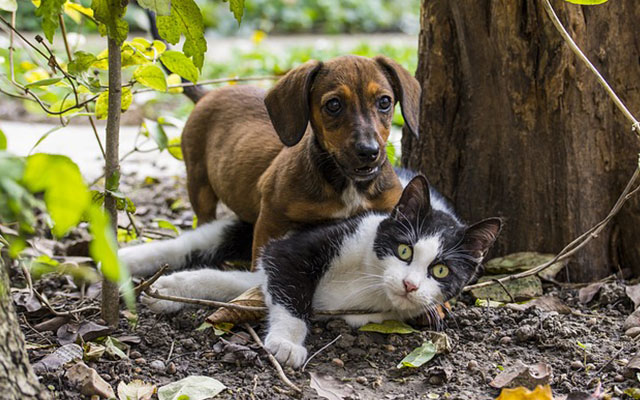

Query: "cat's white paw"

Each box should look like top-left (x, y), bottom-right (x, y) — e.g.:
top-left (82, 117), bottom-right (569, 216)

top-left (342, 313), bottom-right (386, 328)
top-left (264, 334), bottom-right (308, 369)
top-left (140, 276), bottom-right (185, 313)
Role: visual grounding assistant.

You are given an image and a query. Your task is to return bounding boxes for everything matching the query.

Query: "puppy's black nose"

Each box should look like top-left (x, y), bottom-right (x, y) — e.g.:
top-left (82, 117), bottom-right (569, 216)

top-left (355, 142), bottom-right (379, 162)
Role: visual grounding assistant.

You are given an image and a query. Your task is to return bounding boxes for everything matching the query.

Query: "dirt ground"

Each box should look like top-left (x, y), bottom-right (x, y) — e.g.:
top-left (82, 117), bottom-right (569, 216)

top-left (10, 172), bottom-right (640, 399)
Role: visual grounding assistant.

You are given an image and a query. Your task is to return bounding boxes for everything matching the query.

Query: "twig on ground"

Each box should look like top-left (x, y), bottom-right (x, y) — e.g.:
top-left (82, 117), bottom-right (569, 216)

top-left (492, 279), bottom-right (515, 303)
top-left (301, 334), bottom-right (342, 372)
top-left (143, 288), bottom-right (386, 316)
top-left (135, 264), bottom-right (170, 296)
top-left (166, 340), bottom-right (175, 363)
top-left (243, 323), bottom-right (302, 394)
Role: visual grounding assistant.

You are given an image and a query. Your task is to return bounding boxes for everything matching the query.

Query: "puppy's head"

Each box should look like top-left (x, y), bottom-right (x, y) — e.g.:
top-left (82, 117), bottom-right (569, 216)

top-left (265, 55), bottom-right (420, 182)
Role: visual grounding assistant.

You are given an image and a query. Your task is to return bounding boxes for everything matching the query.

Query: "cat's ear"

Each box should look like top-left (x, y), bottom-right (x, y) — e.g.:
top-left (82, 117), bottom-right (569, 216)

top-left (391, 175), bottom-right (431, 222)
top-left (462, 218), bottom-right (502, 260)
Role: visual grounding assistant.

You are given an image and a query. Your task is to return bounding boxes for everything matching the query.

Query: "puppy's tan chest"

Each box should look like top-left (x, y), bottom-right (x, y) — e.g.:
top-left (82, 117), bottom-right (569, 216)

top-left (331, 184), bottom-right (371, 218)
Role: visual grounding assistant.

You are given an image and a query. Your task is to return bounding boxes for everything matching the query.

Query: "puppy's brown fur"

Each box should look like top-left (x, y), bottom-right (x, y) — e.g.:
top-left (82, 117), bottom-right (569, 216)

top-left (181, 55), bottom-right (420, 264)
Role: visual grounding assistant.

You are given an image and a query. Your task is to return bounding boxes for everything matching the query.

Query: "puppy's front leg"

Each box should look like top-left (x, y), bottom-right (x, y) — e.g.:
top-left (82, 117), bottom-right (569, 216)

top-left (251, 211), bottom-right (292, 269)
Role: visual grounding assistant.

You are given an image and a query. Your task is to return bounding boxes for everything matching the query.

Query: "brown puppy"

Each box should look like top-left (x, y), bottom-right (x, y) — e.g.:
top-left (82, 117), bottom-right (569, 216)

top-left (181, 55), bottom-right (420, 264)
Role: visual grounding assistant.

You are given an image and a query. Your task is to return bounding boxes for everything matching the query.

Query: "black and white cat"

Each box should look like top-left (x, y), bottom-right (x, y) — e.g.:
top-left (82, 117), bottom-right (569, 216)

top-left (120, 173), bottom-right (501, 368)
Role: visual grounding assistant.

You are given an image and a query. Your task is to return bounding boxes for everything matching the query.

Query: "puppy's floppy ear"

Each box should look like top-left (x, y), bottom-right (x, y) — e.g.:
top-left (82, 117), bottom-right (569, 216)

top-left (391, 175), bottom-right (431, 222)
top-left (264, 60), bottom-right (323, 146)
top-left (374, 55), bottom-right (421, 138)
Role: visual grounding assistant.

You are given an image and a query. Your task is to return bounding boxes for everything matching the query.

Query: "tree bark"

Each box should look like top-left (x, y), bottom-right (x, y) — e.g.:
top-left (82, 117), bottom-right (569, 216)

top-left (102, 36), bottom-right (122, 327)
top-left (0, 257), bottom-right (50, 399)
top-left (404, 0), bottom-right (640, 282)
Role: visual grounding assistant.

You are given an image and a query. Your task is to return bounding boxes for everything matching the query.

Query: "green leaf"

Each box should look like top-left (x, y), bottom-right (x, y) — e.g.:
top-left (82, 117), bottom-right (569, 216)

top-left (35, 0), bottom-right (66, 43)
top-left (137, 0), bottom-right (171, 15)
top-left (91, 0), bottom-right (129, 45)
top-left (167, 137), bottom-right (183, 160)
top-left (144, 119), bottom-right (168, 151)
top-left (397, 341), bottom-right (437, 369)
top-left (25, 77), bottom-right (63, 88)
top-left (29, 125), bottom-right (64, 153)
top-left (624, 388), bottom-right (640, 400)
top-left (475, 298), bottom-right (505, 308)
top-left (102, 336), bottom-right (128, 359)
top-left (158, 376), bottom-right (226, 400)
top-left (228, 0), bottom-right (244, 23)
top-left (155, 218), bottom-right (180, 235)
top-left (122, 87), bottom-right (133, 112)
top-left (160, 50), bottom-right (199, 83)
top-left (95, 88), bottom-right (132, 120)
top-left (359, 320), bottom-right (417, 334)
top-left (0, 0), bottom-right (17, 12)
top-left (0, 128), bottom-right (6, 150)
top-left (22, 154), bottom-right (90, 237)
top-left (68, 51), bottom-right (97, 75)
top-left (564, 0), bottom-right (608, 4)
top-left (95, 92), bottom-right (109, 120)
top-left (157, 0), bottom-right (207, 70)
top-left (386, 141), bottom-right (396, 167)
top-left (134, 64), bottom-right (167, 92)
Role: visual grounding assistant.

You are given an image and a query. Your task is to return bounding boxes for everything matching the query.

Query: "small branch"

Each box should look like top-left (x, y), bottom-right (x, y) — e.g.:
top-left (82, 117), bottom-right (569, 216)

top-left (541, 0), bottom-right (640, 136)
top-left (142, 288), bottom-right (383, 316)
top-left (301, 334), bottom-right (342, 372)
top-left (134, 264), bottom-right (169, 296)
top-left (144, 289), bottom-right (268, 312)
top-left (493, 278), bottom-right (515, 303)
top-left (243, 323), bottom-right (302, 394)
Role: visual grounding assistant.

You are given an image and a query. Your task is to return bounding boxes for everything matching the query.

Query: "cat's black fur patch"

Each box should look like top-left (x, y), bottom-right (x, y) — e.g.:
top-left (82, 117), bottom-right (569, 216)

top-left (186, 220), bottom-right (254, 268)
top-left (261, 215), bottom-right (367, 322)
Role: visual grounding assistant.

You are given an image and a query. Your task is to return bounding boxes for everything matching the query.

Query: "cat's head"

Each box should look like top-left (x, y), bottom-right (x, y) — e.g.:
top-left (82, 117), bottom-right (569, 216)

top-left (373, 175), bottom-right (502, 314)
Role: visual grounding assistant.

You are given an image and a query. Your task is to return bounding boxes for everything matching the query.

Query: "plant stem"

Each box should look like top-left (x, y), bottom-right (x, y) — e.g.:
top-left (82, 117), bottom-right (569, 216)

top-left (101, 36), bottom-right (122, 328)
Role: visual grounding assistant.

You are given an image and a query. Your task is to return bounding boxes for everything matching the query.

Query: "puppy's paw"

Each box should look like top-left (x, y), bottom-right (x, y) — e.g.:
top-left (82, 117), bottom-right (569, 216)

top-left (264, 334), bottom-right (307, 369)
top-left (140, 276), bottom-right (185, 313)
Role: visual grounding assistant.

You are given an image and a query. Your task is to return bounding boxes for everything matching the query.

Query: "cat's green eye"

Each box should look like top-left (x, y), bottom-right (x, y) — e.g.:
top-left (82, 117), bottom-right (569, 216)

top-left (432, 264), bottom-right (449, 279)
top-left (397, 244), bottom-right (413, 261)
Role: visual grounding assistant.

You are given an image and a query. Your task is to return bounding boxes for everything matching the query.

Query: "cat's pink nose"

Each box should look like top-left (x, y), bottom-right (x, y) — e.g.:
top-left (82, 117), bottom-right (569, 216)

top-left (403, 280), bottom-right (418, 293)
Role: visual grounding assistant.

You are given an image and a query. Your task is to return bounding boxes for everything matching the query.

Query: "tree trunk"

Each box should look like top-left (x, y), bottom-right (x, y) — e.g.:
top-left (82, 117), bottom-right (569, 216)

top-left (403, 0), bottom-right (640, 282)
top-left (102, 36), bottom-right (122, 327)
top-left (0, 257), bottom-right (50, 399)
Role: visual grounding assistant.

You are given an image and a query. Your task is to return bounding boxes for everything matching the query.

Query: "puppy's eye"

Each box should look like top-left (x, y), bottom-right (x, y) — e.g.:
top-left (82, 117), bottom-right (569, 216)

top-left (325, 98), bottom-right (342, 115)
top-left (396, 244), bottom-right (412, 261)
top-left (431, 264), bottom-right (449, 279)
top-left (377, 96), bottom-right (392, 112)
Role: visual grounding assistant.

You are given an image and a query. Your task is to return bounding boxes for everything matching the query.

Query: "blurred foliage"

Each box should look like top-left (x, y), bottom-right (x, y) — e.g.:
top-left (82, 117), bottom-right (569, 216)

top-left (7, 0), bottom-right (419, 35)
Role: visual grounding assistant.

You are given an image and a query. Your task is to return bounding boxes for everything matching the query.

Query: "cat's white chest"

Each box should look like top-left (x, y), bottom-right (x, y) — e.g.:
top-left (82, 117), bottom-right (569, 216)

top-left (333, 184), bottom-right (368, 219)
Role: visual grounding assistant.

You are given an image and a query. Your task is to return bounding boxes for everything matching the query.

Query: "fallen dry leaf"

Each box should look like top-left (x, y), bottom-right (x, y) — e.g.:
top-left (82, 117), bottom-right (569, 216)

top-left (57, 321), bottom-right (112, 345)
top-left (12, 290), bottom-right (43, 313)
top-left (32, 343), bottom-right (83, 374)
top-left (579, 283), bottom-right (604, 304)
top-left (626, 283), bottom-right (640, 309)
top-left (495, 384), bottom-right (553, 400)
top-left (65, 361), bottom-right (115, 399)
top-left (157, 375), bottom-right (226, 400)
top-left (490, 360), bottom-right (552, 390)
top-left (33, 316), bottom-right (70, 332)
top-left (507, 296), bottom-right (571, 314)
top-left (309, 372), bottom-right (357, 400)
top-left (624, 308), bottom-right (640, 331)
top-left (117, 379), bottom-right (156, 400)
top-left (359, 320), bottom-right (418, 334)
top-left (206, 286), bottom-right (266, 325)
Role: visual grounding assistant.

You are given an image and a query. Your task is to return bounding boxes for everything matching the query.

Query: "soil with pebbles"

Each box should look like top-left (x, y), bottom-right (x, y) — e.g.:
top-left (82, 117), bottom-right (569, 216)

top-left (12, 174), bottom-right (640, 399)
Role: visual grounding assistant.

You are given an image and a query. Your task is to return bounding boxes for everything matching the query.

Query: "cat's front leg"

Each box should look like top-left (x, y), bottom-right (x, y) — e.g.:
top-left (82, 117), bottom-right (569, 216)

top-left (264, 303), bottom-right (308, 369)
top-left (342, 312), bottom-right (400, 328)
